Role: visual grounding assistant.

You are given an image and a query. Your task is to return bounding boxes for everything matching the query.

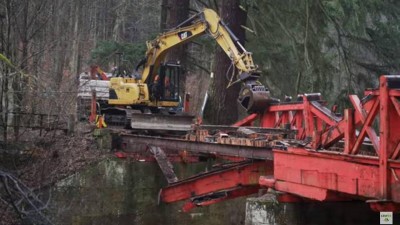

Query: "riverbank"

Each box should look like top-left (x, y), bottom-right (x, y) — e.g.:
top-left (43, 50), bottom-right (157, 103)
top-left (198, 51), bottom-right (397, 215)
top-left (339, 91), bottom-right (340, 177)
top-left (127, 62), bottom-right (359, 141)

top-left (0, 125), bottom-right (107, 224)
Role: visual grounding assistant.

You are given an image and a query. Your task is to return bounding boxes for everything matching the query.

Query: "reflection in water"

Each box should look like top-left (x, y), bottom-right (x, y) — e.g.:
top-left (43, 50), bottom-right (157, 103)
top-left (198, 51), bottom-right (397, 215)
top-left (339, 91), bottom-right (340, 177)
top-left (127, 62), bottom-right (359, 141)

top-left (245, 196), bottom-right (397, 225)
top-left (50, 159), bottom-right (247, 225)
top-left (50, 159), bottom-right (399, 225)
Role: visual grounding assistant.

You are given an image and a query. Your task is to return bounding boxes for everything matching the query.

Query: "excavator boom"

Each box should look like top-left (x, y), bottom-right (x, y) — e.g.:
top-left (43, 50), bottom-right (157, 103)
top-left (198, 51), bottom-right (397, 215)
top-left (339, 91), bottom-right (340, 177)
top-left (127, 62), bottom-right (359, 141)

top-left (140, 8), bottom-right (273, 112)
top-left (103, 8), bottom-right (273, 131)
top-left (142, 9), bottom-right (257, 82)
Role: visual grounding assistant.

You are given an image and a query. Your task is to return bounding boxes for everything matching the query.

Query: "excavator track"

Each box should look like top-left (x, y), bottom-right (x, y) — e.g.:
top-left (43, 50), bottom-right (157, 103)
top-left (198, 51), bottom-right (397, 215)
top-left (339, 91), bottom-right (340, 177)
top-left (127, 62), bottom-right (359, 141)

top-left (129, 112), bottom-right (194, 132)
top-left (102, 107), bottom-right (194, 133)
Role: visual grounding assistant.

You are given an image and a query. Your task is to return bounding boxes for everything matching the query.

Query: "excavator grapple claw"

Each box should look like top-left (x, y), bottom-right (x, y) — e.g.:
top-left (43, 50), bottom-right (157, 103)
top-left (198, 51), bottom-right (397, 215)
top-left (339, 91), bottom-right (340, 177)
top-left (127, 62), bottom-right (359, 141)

top-left (238, 85), bottom-right (277, 113)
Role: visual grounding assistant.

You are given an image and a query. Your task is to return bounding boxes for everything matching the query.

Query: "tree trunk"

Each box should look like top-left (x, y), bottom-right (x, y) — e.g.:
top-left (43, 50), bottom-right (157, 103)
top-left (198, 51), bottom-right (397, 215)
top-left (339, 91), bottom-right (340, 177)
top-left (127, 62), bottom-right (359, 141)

top-left (13, 0), bottom-right (31, 140)
top-left (165, 0), bottom-right (189, 95)
top-left (0, 0), bottom-right (14, 144)
top-left (70, 0), bottom-right (81, 78)
top-left (160, 0), bottom-right (168, 32)
top-left (208, 0), bottom-right (247, 125)
top-left (112, 0), bottom-right (127, 41)
top-left (165, 0), bottom-right (190, 58)
top-left (53, 0), bottom-right (65, 88)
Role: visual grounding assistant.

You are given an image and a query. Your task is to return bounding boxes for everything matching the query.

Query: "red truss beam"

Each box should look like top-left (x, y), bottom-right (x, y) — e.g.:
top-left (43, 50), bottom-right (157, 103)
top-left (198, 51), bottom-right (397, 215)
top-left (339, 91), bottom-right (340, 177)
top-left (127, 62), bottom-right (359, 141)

top-left (259, 97), bottom-right (344, 142)
top-left (257, 76), bottom-right (400, 155)
top-left (255, 75), bottom-right (400, 211)
top-left (260, 147), bottom-right (400, 210)
top-left (160, 161), bottom-right (272, 203)
top-left (233, 113), bottom-right (258, 126)
top-left (269, 103), bottom-right (304, 111)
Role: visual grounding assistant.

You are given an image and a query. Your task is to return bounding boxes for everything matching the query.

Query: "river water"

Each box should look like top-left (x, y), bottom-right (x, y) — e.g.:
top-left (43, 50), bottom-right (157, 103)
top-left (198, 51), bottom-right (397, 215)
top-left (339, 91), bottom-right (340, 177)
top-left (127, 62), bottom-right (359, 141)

top-left (50, 159), bottom-right (397, 225)
top-left (50, 159), bottom-right (247, 225)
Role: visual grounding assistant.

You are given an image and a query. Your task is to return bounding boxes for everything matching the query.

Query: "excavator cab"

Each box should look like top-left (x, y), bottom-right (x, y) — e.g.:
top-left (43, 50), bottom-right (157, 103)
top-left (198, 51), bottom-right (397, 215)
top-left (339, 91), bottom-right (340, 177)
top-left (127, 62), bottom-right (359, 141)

top-left (151, 63), bottom-right (181, 102)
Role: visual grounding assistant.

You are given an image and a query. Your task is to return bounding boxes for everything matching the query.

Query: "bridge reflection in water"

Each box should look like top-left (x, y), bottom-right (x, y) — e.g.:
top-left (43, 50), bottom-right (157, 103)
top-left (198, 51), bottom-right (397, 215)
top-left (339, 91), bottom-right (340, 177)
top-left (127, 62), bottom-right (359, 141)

top-left (50, 159), bottom-right (247, 225)
top-left (50, 159), bottom-right (397, 225)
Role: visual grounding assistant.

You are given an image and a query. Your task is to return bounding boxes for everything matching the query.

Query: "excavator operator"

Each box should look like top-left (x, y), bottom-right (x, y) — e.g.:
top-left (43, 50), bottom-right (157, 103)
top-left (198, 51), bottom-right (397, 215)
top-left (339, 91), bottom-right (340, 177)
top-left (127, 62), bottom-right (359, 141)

top-left (151, 74), bottom-right (161, 100)
top-left (164, 76), bottom-right (172, 98)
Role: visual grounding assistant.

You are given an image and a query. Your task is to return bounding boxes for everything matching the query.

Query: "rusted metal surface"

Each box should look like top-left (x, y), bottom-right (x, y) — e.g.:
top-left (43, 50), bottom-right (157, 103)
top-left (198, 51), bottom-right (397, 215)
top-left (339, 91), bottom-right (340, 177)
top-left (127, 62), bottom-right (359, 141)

top-left (185, 125), bottom-right (295, 149)
top-left (119, 134), bottom-right (274, 160)
top-left (271, 148), bottom-right (382, 198)
top-left (114, 151), bottom-right (201, 163)
top-left (260, 147), bottom-right (400, 209)
top-left (161, 160), bottom-right (272, 204)
top-left (148, 146), bottom-right (178, 183)
top-left (232, 113), bottom-right (258, 126)
top-left (257, 76), bottom-right (400, 212)
top-left (196, 125), bottom-right (296, 135)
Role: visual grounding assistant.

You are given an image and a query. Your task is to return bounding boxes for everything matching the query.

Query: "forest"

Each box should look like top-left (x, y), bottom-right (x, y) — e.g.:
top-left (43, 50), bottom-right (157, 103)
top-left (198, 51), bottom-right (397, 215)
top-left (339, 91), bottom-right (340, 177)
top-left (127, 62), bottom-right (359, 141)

top-left (1, 0), bottom-right (400, 224)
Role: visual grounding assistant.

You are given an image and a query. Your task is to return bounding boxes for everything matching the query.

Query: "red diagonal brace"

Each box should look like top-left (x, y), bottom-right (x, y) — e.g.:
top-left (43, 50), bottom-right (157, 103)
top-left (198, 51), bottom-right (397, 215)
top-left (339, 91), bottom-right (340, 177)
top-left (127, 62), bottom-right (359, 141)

top-left (319, 96), bottom-right (362, 149)
top-left (233, 113), bottom-right (258, 126)
top-left (344, 109), bottom-right (356, 154)
top-left (351, 98), bottom-right (379, 155)
top-left (160, 161), bottom-right (272, 203)
top-left (391, 141), bottom-right (400, 160)
top-left (310, 105), bottom-right (337, 126)
top-left (391, 96), bottom-right (400, 116)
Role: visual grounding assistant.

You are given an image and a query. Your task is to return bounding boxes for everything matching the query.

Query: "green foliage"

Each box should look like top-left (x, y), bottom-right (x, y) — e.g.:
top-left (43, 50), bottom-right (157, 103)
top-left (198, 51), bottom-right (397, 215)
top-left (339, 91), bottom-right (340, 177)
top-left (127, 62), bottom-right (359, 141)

top-left (90, 40), bottom-right (146, 70)
top-left (245, 0), bottom-right (400, 108)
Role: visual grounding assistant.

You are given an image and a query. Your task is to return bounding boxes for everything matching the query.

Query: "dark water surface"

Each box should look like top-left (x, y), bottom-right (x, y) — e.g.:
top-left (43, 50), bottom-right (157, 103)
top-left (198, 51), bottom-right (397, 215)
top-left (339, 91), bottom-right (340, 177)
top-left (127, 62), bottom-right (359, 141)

top-left (50, 159), bottom-right (247, 225)
top-left (50, 159), bottom-right (399, 225)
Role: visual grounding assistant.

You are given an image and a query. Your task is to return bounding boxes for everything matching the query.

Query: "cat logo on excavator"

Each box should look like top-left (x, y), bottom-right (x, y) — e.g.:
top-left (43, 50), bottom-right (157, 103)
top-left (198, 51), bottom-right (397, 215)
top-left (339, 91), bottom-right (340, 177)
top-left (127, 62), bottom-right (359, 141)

top-left (178, 31), bottom-right (192, 40)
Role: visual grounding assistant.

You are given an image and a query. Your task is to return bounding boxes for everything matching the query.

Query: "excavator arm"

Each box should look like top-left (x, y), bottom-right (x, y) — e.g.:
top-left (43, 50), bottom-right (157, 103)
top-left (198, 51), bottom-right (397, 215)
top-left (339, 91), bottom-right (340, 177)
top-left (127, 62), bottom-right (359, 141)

top-left (142, 9), bottom-right (255, 82)
top-left (140, 8), bottom-right (273, 112)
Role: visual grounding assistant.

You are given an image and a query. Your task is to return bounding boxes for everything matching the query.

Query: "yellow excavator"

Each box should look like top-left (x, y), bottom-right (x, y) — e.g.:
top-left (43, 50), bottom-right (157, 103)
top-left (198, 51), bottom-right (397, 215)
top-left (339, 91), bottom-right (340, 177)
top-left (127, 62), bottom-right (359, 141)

top-left (102, 8), bottom-right (272, 131)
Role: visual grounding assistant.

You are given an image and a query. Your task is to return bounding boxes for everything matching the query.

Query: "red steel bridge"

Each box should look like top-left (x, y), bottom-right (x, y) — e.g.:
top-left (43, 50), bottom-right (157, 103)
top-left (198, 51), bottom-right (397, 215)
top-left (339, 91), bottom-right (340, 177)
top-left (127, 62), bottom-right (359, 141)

top-left (113, 75), bottom-right (400, 212)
